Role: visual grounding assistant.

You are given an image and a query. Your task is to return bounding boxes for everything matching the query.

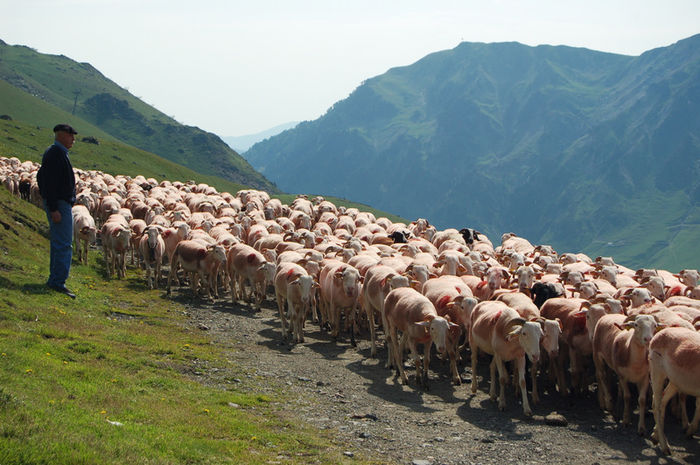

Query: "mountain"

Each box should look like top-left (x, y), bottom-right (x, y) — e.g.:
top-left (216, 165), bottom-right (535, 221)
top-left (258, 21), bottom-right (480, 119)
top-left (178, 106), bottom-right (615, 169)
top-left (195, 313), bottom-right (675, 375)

top-left (244, 35), bottom-right (700, 270)
top-left (0, 39), bottom-right (277, 192)
top-left (223, 121), bottom-right (300, 153)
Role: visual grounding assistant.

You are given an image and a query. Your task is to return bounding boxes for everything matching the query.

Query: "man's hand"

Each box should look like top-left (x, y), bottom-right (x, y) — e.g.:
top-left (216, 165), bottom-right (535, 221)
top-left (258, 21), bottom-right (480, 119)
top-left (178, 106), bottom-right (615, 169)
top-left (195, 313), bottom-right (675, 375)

top-left (50, 210), bottom-right (62, 223)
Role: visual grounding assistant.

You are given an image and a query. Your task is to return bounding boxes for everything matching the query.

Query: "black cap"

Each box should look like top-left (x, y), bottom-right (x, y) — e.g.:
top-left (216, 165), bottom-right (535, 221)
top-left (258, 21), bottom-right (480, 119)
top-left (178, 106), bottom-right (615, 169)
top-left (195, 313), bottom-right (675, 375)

top-left (53, 124), bottom-right (78, 135)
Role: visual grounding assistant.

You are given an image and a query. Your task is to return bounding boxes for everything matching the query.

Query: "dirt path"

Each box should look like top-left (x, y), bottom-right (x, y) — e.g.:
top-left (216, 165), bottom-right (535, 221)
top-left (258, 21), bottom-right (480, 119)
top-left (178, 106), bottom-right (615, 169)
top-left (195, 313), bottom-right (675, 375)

top-left (179, 294), bottom-right (698, 465)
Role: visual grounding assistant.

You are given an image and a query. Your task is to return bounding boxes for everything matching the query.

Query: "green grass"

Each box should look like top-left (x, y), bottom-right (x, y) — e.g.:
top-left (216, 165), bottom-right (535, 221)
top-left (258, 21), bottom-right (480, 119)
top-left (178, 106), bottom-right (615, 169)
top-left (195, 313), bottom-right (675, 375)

top-left (0, 43), bottom-right (169, 127)
top-left (572, 189), bottom-right (700, 271)
top-left (0, 42), bottom-right (275, 190)
top-left (0, 187), bottom-right (376, 465)
top-left (0, 79), bottom-right (118, 142)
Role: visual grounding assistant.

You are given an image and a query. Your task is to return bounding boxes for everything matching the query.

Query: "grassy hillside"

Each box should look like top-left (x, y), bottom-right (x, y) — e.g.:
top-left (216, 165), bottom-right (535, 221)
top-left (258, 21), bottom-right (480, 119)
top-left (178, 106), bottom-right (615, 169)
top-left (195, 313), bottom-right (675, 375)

top-left (0, 79), bottom-right (117, 142)
top-left (0, 184), bottom-right (369, 464)
top-left (0, 40), bottom-right (275, 191)
top-left (0, 118), bottom-right (250, 194)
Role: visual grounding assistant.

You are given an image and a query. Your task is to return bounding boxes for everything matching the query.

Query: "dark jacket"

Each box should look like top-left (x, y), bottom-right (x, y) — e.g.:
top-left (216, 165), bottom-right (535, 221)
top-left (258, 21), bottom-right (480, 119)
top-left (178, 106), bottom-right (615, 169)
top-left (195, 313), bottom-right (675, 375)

top-left (37, 143), bottom-right (76, 211)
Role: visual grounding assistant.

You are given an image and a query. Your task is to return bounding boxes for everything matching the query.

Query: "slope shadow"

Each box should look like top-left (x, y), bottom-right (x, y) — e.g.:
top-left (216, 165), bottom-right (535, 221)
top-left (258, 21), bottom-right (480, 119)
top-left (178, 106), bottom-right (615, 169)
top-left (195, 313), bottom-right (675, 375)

top-left (459, 374), bottom-right (700, 463)
top-left (20, 282), bottom-right (53, 295)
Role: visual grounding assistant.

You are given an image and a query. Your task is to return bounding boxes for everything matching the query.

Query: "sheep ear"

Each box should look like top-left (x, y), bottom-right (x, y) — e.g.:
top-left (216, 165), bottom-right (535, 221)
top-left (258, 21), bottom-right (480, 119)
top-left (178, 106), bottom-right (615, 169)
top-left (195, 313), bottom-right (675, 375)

top-left (506, 327), bottom-right (521, 341)
top-left (415, 321), bottom-right (430, 328)
top-left (654, 323), bottom-right (667, 333)
top-left (555, 318), bottom-right (563, 330)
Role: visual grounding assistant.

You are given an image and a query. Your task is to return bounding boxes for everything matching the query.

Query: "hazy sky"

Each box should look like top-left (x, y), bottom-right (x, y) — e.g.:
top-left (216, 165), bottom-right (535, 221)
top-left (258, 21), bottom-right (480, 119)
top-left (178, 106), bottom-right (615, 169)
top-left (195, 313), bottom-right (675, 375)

top-left (3, 1), bottom-right (698, 137)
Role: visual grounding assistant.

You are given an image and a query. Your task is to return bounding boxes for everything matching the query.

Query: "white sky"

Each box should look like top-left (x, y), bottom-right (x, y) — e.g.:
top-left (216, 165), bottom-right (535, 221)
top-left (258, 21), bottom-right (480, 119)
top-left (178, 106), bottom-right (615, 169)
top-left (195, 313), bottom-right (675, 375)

top-left (2, 0), bottom-right (698, 137)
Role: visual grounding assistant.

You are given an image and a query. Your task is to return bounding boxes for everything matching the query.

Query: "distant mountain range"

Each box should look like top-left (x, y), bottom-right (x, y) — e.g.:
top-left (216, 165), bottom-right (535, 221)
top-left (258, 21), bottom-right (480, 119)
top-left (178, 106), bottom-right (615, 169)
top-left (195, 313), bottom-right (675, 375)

top-left (243, 35), bottom-right (700, 270)
top-left (223, 122), bottom-right (300, 153)
top-left (0, 39), bottom-right (277, 192)
top-left (3, 36), bottom-right (699, 270)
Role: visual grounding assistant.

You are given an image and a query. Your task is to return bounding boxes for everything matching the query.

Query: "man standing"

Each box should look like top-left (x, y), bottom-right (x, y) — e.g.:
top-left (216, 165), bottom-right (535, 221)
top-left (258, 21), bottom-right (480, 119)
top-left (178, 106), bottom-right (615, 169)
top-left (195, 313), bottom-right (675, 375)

top-left (37, 124), bottom-right (78, 298)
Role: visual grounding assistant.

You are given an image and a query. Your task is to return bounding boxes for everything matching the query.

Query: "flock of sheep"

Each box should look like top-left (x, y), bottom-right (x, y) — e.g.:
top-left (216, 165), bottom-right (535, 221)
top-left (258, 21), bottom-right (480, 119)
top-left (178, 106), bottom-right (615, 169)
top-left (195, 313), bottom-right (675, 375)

top-left (2, 155), bottom-right (700, 456)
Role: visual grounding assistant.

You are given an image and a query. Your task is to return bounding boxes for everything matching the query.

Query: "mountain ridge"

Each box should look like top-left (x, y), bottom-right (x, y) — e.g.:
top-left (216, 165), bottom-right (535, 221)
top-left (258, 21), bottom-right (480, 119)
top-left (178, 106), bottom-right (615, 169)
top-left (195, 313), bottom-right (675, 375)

top-left (244, 35), bottom-right (700, 270)
top-left (0, 41), bottom-right (277, 192)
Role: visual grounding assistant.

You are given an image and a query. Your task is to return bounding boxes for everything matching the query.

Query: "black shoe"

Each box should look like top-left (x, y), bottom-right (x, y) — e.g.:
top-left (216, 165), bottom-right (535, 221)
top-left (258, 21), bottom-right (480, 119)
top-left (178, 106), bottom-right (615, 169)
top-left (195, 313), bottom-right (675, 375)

top-left (49, 285), bottom-right (76, 299)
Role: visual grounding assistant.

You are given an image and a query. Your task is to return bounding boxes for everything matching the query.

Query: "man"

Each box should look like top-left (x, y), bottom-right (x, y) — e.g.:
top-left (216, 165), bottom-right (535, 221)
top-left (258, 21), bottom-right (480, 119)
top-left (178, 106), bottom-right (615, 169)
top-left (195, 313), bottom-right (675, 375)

top-left (37, 124), bottom-right (78, 298)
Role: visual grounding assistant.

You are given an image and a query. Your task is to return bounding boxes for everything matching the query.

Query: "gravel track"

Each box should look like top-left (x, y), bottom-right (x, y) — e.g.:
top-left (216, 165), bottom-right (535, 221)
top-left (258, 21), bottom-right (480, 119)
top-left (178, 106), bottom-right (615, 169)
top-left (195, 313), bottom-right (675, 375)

top-left (173, 290), bottom-right (699, 465)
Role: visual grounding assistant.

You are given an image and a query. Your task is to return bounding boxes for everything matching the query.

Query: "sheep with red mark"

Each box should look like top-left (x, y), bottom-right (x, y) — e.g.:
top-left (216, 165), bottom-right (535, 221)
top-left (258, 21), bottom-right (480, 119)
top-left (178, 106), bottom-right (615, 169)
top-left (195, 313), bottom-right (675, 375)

top-left (227, 243), bottom-right (275, 310)
top-left (274, 262), bottom-right (316, 343)
top-left (575, 278), bottom-right (618, 300)
top-left (162, 221), bottom-right (191, 269)
top-left (290, 210), bottom-right (313, 230)
top-left (431, 228), bottom-right (466, 250)
top-left (405, 263), bottom-right (433, 291)
top-left (72, 204), bottom-right (96, 265)
top-left (377, 255), bottom-right (409, 274)
top-left (595, 264), bottom-right (639, 289)
top-left (536, 317), bottom-right (563, 403)
top-left (423, 275), bottom-right (477, 384)
top-left (593, 313), bottom-right (660, 434)
top-left (499, 232), bottom-right (535, 256)
top-left (465, 265), bottom-right (510, 301)
top-left (664, 295), bottom-right (700, 310)
top-left (138, 225), bottom-right (165, 289)
top-left (100, 221), bottom-right (131, 279)
top-left (348, 253), bottom-right (381, 278)
top-left (638, 275), bottom-right (682, 302)
top-left (581, 300), bottom-right (624, 342)
top-left (128, 218), bottom-right (147, 265)
top-left (167, 240), bottom-right (227, 299)
top-left (98, 195), bottom-right (121, 225)
top-left (685, 286), bottom-right (700, 300)
top-left (319, 262), bottom-right (362, 345)
top-left (618, 287), bottom-right (655, 309)
top-left (469, 300), bottom-right (543, 416)
top-left (384, 287), bottom-right (456, 387)
top-left (362, 264), bottom-right (410, 359)
top-left (649, 327), bottom-right (700, 455)
top-left (494, 290), bottom-right (562, 404)
top-left (677, 269), bottom-right (700, 289)
top-left (252, 233), bottom-right (284, 253)
top-left (434, 249), bottom-right (462, 276)
top-left (540, 297), bottom-right (592, 396)
top-left (513, 265), bottom-right (536, 295)
top-left (495, 291), bottom-right (539, 321)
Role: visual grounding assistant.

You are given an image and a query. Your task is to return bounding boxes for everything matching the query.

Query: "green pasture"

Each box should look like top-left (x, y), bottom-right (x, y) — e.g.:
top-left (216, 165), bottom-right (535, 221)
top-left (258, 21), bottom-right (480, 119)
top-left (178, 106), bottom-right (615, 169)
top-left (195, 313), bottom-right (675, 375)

top-left (0, 187), bottom-right (374, 464)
